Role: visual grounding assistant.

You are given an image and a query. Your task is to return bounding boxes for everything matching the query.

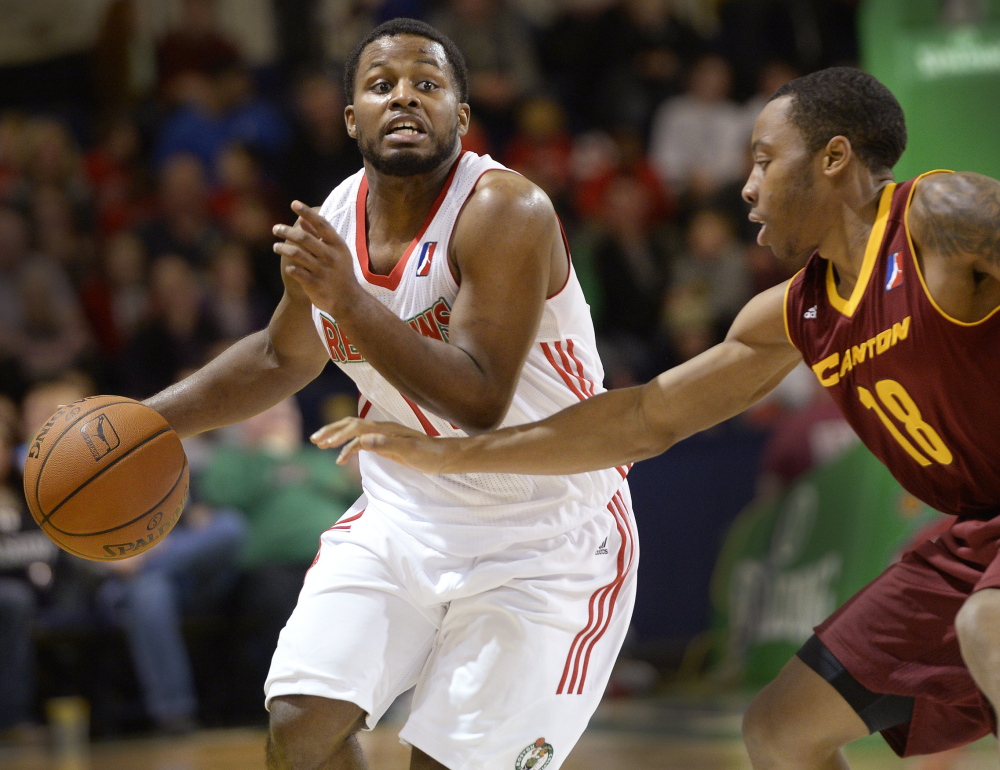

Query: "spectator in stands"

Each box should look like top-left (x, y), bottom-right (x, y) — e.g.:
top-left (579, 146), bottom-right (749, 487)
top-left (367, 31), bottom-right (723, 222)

top-left (318, 0), bottom-right (428, 75)
top-left (205, 241), bottom-right (272, 342)
top-left (0, 398), bottom-right (55, 744)
top-left (156, 0), bottom-right (243, 107)
top-left (0, 113), bottom-right (26, 203)
top-left (152, 59), bottom-right (290, 176)
top-left (83, 114), bottom-right (149, 238)
top-left (117, 253), bottom-right (220, 399)
top-left (95, 495), bottom-right (246, 735)
top-left (756, 371), bottom-right (859, 500)
top-left (648, 54), bottom-right (748, 205)
top-left (79, 232), bottom-right (150, 363)
top-left (664, 206), bottom-right (751, 339)
top-left (197, 398), bottom-right (361, 719)
top-left (0, 207), bottom-right (92, 393)
top-left (28, 183), bottom-right (94, 283)
top-left (591, 173), bottom-right (673, 387)
top-left (431, 0), bottom-right (542, 149)
top-left (574, 127), bottom-right (674, 225)
top-left (591, 0), bottom-right (705, 135)
top-left (135, 152), bottom-right (223, 268)
top-left (282, 71), bottom-right (363, 209)
top-left (211, 143), bottom-right (283, 228)
top-left (504, 95), bottom-right (574, 208)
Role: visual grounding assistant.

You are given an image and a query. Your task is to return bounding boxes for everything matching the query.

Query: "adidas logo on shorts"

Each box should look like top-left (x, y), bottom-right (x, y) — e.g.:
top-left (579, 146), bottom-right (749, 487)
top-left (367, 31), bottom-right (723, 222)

top-left (804, 305), bottom-right (818, 319)
top-left (595, 537), bottom-right (609, 556)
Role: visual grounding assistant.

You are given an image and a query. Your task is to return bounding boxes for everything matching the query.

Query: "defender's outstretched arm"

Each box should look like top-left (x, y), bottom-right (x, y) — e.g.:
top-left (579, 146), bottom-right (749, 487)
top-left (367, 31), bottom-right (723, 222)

top-left (314, 283), bottom-right (803, 475)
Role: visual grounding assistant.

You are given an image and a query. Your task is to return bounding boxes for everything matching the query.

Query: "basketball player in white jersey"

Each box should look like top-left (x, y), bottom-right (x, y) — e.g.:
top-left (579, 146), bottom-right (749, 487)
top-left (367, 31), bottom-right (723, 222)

top-left (145, 18), bottom-right (636, 770)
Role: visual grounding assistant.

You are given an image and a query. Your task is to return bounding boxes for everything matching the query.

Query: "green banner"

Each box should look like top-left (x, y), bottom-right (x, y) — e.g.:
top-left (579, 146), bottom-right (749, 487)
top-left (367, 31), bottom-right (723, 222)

top-left (709, 443), bottom-right (943, 687)
top-left (861, 0), bottom-right (1000, 180)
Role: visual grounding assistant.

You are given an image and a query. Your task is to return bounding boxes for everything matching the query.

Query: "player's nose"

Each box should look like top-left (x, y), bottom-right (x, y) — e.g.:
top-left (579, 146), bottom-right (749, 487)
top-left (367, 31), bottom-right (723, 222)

top-left (390, 80), bottom-right (420, 109)
top-left (741, 172), bottom-right (758, 205)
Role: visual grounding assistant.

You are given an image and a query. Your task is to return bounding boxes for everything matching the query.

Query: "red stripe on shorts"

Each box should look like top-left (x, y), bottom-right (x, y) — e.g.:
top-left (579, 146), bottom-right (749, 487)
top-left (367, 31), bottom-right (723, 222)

top-left (330, 508), bottom-right (366, 531)
top-left (305, 508), bottom-right (367, 582)
top-left (557, 491), bottom-right (635, 694)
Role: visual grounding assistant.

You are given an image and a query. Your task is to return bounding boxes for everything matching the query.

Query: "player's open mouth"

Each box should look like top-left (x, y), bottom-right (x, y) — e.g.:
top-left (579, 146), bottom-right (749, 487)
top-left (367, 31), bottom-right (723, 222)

top-left (749, 213), bottom-right (767, 246)
top-left (385, 117), bottom-right (428, 141)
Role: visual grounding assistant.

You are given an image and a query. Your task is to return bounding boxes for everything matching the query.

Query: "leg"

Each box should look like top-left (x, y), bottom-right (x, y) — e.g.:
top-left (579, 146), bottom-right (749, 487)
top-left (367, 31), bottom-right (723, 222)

top-left (400, 488), bottom-right (638, 770)
top-left (263, 519), bottom-right (440, 767)
top-left (743, 655), bottom-right (869, 770)
top-left (98, 571), bottom-right (198, 728)
top-left (267, 695), bottom-right (368, 770)
top-left (955, 587), bottom-right (1000, 762)
top-left (0, 579), bottom-right (36, 730)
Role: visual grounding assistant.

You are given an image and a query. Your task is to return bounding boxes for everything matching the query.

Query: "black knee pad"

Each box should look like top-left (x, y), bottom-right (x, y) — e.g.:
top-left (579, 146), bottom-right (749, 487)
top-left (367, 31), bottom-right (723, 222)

top-left (797, 635), bottom-right (914, 734)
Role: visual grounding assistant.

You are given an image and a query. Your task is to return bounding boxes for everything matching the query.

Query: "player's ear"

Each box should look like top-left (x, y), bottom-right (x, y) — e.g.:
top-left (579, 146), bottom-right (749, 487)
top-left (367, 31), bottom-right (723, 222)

top-left (457, 103), bottom-right (470, 138)
top-left (823, 136), bottom-right (852, 177)
top-left (345, 105), bottom-right (357, 139)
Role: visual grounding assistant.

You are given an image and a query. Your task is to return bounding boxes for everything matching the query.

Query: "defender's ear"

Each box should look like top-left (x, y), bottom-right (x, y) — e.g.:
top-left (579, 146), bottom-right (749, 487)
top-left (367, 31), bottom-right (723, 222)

top-left (823, 135), bottom-right (852, 177)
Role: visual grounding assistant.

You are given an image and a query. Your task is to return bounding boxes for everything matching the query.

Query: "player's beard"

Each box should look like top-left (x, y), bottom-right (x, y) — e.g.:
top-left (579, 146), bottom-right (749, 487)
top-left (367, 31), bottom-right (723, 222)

top-left (358, 122), bottom-right (460, 177)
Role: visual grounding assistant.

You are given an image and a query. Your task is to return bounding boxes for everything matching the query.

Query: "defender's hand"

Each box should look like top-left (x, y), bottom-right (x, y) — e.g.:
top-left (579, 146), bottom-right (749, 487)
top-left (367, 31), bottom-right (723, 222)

top-left (311, 418), bottom-right (454, 474)
top-left (273, 201), bottom-right (358, 316)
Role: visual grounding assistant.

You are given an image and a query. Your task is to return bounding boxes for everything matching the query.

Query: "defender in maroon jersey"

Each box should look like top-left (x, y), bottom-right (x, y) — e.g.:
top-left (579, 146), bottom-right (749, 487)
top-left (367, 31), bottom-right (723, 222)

top-left (313, 68), bottom-right (1000, 766)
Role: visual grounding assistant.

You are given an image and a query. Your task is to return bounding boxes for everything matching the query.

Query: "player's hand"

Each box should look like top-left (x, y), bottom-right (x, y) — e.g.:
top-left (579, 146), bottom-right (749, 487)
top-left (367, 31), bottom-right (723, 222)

top-left (273, 201), bottom-right (359, 316)
top-left (311, 418), bottom-right (453, 474)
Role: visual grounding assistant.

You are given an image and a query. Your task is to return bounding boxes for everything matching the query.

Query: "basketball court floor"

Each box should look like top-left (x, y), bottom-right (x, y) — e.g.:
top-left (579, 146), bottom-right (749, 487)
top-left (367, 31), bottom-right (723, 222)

top-left (0, 694), bottom-right (994, 770)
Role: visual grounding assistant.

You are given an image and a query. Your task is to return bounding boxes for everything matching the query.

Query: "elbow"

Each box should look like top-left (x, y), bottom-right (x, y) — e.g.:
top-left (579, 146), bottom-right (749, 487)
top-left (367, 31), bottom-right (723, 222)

top-left (451, 394), bottom-right (512, 435)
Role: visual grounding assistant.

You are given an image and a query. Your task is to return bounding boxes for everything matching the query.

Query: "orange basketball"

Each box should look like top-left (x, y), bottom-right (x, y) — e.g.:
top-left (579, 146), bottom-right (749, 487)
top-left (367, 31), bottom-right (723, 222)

top-left (22, 395), bottom-right (189, 562)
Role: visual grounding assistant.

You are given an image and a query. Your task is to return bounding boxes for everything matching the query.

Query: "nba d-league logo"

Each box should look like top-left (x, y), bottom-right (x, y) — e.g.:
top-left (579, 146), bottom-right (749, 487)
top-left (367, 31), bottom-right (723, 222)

top-left (515, 737), bottom-right (553, 769)
top-left (80, 413), bottom-right (121, 461)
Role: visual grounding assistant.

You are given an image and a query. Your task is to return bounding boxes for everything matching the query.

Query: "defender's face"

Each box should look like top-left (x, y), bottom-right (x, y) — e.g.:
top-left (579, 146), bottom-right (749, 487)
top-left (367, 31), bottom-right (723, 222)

top-left (742, 96), bottom-right (829, 264)
top-left (346, 35), bottom-right (469, 177)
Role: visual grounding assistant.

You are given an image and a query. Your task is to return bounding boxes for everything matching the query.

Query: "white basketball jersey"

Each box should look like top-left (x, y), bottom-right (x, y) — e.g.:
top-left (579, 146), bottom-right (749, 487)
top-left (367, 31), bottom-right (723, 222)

top-left (312, 151), bottom-right (627, 555)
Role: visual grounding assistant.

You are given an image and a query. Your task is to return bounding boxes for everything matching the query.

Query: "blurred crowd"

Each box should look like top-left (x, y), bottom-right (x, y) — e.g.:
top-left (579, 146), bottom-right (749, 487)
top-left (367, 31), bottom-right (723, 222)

top-left (0, 0), bottom-right (860, 741)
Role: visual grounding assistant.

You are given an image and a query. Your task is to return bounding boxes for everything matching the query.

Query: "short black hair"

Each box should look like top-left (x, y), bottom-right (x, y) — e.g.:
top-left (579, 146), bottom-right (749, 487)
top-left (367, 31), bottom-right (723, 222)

top-left (769, 67), bottom-right (907, 172)
top-left (343, 18), bottom-right (469, 105)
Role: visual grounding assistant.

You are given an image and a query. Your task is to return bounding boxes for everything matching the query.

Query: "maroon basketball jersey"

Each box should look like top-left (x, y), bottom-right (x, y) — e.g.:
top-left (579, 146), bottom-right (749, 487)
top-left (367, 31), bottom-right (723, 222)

top-left (785, 172), bottom-right (1000, 519)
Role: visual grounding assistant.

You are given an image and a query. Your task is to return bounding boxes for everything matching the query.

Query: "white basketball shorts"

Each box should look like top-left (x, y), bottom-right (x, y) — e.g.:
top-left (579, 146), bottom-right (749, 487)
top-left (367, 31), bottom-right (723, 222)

top-left (265, 483), bottom-right (638, 770)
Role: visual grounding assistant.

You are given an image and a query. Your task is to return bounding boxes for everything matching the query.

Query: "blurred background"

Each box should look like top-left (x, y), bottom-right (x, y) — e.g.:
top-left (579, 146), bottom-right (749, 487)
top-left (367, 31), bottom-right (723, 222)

top-left (0, 0), bottom-right (999, 766)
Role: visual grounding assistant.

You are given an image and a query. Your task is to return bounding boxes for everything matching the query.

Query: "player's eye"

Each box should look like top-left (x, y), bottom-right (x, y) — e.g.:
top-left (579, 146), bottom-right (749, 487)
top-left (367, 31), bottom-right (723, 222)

top-left (418, 80), bottom-right (438, 91)
top-left (372, 81), bottom-right (392, 93)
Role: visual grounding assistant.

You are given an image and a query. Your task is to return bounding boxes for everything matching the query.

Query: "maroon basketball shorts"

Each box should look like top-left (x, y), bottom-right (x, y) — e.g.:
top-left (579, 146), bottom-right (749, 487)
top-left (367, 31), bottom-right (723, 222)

top-left (815, 515), bottom-right (1000, 757)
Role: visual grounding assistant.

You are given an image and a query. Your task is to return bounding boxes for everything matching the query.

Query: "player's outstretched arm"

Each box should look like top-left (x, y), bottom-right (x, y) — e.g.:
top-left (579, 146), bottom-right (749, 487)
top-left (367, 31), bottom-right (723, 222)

top-left (313, 283), bottom-right (803, 474)
top-left (145, 253), bottom-right (329, 438)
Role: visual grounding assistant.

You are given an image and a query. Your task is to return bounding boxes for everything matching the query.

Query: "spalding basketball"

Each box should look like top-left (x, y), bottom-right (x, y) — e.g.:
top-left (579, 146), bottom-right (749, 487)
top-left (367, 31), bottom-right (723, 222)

top-left (23, 395), bottom-right (189, 562)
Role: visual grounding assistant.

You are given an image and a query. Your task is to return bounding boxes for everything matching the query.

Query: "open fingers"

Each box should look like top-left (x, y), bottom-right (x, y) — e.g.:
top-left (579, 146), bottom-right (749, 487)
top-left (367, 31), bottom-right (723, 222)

top-left (291, 201), bottom-right (339, 241)
top-left (272, 221), bottom-right (326, 257)
top-left (311, 417), bottom-right (391, 448)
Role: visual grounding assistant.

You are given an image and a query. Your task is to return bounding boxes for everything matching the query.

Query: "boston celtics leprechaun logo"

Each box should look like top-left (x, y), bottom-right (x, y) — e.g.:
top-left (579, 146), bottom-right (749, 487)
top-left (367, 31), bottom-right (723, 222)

top-left (515, 737), bottom-right (553, 769)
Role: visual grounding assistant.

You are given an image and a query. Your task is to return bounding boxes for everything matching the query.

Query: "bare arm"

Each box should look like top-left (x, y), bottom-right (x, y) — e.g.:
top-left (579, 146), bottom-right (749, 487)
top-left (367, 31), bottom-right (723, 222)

top-left (145, 255), bottom-right (329, 438)
top-left (277, 173), bottom-right (556, 433)
top-left (313, 283), bottom-right (803, 474)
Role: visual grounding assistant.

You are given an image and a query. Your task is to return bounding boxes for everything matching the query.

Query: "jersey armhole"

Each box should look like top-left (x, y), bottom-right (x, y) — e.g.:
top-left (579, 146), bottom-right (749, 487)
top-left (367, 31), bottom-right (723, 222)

top-left (547, 217), bottom-right (573, 300)
top-left (782, 271), bottom-right (804, 351)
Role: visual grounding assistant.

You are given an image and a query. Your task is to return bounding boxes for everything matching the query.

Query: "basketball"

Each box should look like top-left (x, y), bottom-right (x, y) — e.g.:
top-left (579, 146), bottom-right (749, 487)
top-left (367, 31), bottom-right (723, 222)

top-left (22, 395), bottom-right (189, 562)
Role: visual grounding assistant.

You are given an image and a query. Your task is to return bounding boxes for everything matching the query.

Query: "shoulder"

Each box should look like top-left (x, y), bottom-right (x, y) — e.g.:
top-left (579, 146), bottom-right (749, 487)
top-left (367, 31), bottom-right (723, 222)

top-left (909, 171), bottom-right (1000, 263)
top-left (456, 170), bottom-right (556, 235)
top-left (728, 281), bottom-right (792, 346)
